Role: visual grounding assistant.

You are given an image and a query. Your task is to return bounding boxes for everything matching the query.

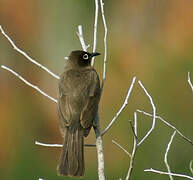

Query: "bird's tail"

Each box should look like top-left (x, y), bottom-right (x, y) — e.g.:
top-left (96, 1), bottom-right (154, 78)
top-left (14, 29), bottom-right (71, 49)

top-left (57, 128), bottom-right (85, 177)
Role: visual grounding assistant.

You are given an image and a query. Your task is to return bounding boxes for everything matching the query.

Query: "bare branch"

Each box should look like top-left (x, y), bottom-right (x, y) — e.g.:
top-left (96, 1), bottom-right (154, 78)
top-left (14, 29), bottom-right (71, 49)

top-left (144, 168), bottom-right (193, 180)
top-left (164, 131), bottom-right (176, 180)
top-left (188, 72), bottom-right (193, 93)
top-left (91, 0), bottom-right (99, 66)
top-left (76, 25), bottom-right (90, 51)
top-left (64, 56), bottom-right (69, 60)
top-left (137, 81), bottom-right (156, 146)
top-left (126, 112), bottom-right (138, 180)
top-left (190, 160), bottom-right (193, 174)
top-left (134, 112), bottom-right (138, 137)
top-left (95, 135), bottom-right (105, 180)
top-left (1, 65), bottom-right (58, 103)
top-left (35, 141), bottom-right (62, 147)
top-left (101, 77), bottom-right (136, 136)
top-left (0, 25), bottom-right (60, 80)
top-left (137, 110), bottom-right (193, 146)
top-left (99, 0), bottom-right (108, 94)
top-left (93, 113), bottom-right (105, 180)
top-left (35, 141), bottom-right (95, 147)
top-left (112, 140), bottom-right (131, 157)
top-left (90, 1), bottom-right (105, 179)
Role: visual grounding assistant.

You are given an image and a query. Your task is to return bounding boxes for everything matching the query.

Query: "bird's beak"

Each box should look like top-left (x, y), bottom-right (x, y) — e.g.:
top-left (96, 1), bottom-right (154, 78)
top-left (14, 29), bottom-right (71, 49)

top-left (90, 52), bottom-right (100, 58)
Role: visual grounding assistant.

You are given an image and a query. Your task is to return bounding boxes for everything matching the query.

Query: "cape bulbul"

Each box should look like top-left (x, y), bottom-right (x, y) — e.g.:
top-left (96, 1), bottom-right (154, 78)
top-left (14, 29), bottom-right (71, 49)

top-left (57, 50), bottom-right (100, 177)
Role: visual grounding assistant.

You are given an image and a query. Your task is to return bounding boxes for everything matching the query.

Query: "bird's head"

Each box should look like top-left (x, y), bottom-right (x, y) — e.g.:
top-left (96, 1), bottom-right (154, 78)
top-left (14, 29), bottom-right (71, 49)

top-left (68, 50), bottom-right (100, 67)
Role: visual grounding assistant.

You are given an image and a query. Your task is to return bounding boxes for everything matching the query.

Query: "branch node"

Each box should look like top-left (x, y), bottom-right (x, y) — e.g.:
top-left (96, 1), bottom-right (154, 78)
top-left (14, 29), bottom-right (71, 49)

top-left (129, 120), bottom-right (137, 140)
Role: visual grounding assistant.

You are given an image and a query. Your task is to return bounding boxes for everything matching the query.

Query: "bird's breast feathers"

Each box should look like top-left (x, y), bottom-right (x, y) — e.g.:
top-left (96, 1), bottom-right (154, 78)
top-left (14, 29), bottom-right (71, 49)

top-left (59, 68), bottom-right (99, 97)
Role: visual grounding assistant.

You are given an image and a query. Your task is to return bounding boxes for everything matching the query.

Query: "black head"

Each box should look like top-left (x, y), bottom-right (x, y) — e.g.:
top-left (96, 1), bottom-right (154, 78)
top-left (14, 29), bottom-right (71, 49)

top-left (69, 50), bottom-right (100, 67)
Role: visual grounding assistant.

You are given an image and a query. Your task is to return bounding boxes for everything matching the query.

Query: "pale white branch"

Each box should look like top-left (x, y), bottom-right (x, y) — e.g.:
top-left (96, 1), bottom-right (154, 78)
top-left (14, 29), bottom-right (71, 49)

top-left (137, 81), bottom-right (156, 146)
top-left (137, 109), bottom-right (193, 146)
top-left (99, 0), bottom-right (108, 93)
top-left (0, 25), bottom-right (60, 79)
top-left (101, 76), bottom-right (136, 136)
top-left (112, 140), bottom-right (131, 157)
top-left (144, 168), bottom-right (193, 180)
top-left (93, 1), bottom-right (106, 179)
top-left (64, 56), bottom-right (69, 60)
top-left (91, 0), bottom-right (99, 66)
top-left (190, 160), bottom-right (193, 174)
top-left (188, 72), bottom-right (193, 93)
top-left (76, 25), bottom-right (90, 51)
top-left (35, 141), bottom-right (62, 147)
top-left (1, 65), bottom-right (58, 103)
top-left (95, 135), bottom-right (105, 180)
top-left (93, 113), bottom-right (105, 180)
top-left (164, 131), bottom-right (176, 180)
top-left (35, 141), bottom-right (95, 147)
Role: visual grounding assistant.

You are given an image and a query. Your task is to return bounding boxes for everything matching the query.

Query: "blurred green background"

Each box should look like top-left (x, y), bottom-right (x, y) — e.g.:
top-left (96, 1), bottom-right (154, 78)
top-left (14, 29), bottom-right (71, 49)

top-left (0, 0), bottom-right (193, 179)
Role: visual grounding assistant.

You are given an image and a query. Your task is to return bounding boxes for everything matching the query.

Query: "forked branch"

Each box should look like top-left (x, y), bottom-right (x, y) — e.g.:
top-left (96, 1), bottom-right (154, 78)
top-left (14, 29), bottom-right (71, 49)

top-left (144, 169), bottom-right (193, 180)
top-left (137, 110), bottom-right (193, 146)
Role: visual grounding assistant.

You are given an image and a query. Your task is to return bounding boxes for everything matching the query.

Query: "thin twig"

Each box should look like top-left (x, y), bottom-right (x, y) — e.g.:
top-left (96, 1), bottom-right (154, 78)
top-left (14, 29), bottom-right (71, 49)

top-left (190, 160), bottom-right (193, 174)
top-left (188, 72), bottom-right (193, 93)
top-left (101, 77), bottom-right (136, 136)
top-left (91, 0), bottom-right (99, 66)
top-left (112, 140), bottom-right (131, 157)
top-left (35, 141), bottom-right (62, 147)
top-left (137, 81), bottom-right (156, 146)
top-left (1, 65), bottom-right (58, 103)
top-left (126, 112), bottom-right (138, 180)
top-left (144, 168), bottom-right (193, 180)
top-left (137, 109), bottom-right (193, 146)
top-left (164, 131), bottom-right (176, 180)
top-left (76, 25), bottom-right (90, 51)
top-left (0, 25), bottom-right (60, 80)
top-left (99, 0), bottom-right (108, 94)
top-left (35, 141), bottom-right (96, 147)
top-left (129, 120), bottom-right (137, 140)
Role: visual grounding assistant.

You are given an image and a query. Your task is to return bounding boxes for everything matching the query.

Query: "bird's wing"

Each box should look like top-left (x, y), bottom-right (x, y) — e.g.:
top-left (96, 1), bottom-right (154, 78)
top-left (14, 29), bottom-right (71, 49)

top-left (57, 72), bottom-right (73, 135)
top-left (58, 94), bottom-right (72, 125)
top-left (80, 70), bottom-right (100, 136)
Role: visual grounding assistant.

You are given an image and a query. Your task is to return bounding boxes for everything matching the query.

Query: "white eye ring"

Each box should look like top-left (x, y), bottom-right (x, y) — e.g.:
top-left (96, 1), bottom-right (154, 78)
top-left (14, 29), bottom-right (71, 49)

top-left (83, 54), bottom-right (89, 60)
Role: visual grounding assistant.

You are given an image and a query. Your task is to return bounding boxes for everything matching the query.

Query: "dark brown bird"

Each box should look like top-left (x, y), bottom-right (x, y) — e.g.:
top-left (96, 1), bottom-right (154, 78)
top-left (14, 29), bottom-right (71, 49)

top-left (57, 50), bottom-right (101, 177)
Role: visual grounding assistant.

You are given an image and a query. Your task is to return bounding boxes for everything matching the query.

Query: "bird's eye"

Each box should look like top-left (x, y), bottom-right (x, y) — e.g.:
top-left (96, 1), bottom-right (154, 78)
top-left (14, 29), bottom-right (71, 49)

top-left (83, 54), bottom-right (89, 60)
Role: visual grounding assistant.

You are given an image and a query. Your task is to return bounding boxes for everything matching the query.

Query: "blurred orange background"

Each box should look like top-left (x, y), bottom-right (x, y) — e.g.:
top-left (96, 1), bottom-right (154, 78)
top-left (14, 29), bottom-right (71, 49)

top-left (0, 0), bottom-right (192, 179)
